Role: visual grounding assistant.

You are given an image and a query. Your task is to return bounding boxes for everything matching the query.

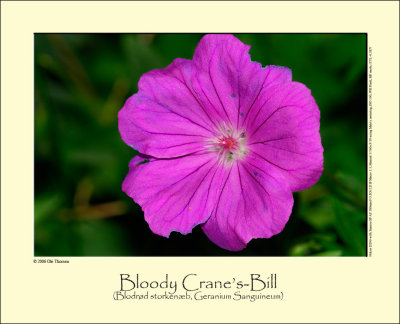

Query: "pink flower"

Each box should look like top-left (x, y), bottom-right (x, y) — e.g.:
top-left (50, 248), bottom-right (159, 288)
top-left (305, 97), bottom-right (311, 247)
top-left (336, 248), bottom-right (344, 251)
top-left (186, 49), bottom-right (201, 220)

top-left (118, 34), bottom-right (323, 251)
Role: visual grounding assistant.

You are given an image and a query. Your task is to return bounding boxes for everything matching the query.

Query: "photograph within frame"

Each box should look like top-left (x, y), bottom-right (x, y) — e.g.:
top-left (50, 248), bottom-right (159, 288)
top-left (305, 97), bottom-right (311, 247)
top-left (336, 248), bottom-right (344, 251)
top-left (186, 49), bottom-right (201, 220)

top-left (34, 33), bottom-right (368, 257)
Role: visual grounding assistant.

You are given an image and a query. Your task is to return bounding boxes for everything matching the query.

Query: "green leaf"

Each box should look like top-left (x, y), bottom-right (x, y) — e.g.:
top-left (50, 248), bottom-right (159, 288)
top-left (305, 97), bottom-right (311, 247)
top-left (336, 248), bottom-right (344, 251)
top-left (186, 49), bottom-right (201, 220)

top-left (331, 197), bottom-right (366, 256)
top-left (35, 192), bottom-right (64, 224)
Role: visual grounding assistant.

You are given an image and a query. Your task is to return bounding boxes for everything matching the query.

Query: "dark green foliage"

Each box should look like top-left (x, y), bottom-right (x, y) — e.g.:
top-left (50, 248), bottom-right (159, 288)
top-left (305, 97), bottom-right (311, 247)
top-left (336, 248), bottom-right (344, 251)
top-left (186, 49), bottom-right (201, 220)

top-left (35, 34), bottom-right (367, 256)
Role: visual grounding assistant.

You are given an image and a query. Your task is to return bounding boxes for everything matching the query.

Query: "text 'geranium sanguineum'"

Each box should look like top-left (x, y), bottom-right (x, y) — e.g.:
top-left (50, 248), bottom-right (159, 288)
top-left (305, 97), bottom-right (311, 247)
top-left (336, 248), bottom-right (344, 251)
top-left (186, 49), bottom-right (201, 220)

top-left (118, 34), bottom-right (323, 251)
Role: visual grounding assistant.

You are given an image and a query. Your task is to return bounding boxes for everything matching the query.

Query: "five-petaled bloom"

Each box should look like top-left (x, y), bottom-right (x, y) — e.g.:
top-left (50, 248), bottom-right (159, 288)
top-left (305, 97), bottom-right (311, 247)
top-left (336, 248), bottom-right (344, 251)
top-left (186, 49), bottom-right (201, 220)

top-left (118, 34), bottom-right (323, 251)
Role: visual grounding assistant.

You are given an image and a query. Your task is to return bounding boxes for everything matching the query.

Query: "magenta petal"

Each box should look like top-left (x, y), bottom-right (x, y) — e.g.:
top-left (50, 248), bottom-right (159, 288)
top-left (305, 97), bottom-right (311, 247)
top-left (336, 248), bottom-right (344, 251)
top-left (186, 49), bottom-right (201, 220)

top-left (118, 58), bottom-right (216, 158)
top-left (201, 158), bottom-right (294, 251)
top-left (192, 34), bottom-right (293, 130)
top-left (262, 65), bottom-right (292, 88)
top-left (246, 82), bottom-right (323, 191)
top-left (122, 152), bottom-right (227, 237)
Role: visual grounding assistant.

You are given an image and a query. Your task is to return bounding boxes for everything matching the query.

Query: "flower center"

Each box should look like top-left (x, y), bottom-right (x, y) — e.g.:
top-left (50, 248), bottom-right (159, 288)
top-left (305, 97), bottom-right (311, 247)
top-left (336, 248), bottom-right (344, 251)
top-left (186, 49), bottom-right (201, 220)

top-left (218, 136), bottom-right (236, 150)
top-left (208, 127), bottom-right (248, 165)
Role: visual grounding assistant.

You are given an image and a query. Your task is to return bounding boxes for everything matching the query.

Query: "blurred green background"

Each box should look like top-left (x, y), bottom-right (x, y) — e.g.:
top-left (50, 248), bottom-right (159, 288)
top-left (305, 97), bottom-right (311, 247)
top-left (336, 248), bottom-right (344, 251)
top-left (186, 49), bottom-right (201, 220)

top-left (34, 34), bottom-right (367, 256)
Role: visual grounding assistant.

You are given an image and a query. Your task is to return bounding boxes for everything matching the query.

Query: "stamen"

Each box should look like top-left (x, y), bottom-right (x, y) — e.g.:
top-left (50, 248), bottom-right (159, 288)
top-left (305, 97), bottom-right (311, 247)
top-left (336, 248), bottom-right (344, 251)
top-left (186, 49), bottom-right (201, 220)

top-left (210, 126), bottom-right (248, 164)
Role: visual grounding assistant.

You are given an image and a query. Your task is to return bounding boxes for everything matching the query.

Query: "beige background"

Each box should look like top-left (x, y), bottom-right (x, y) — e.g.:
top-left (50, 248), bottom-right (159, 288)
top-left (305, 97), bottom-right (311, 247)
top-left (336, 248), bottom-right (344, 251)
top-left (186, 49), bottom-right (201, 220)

top-left (1, 1), bottom-right (399, 323)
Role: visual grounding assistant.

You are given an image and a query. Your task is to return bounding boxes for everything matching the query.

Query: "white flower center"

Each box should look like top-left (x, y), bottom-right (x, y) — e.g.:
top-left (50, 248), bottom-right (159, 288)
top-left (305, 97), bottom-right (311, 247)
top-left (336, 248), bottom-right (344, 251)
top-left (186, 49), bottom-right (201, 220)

top-left (208, 125), bottom-right (248, 165)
